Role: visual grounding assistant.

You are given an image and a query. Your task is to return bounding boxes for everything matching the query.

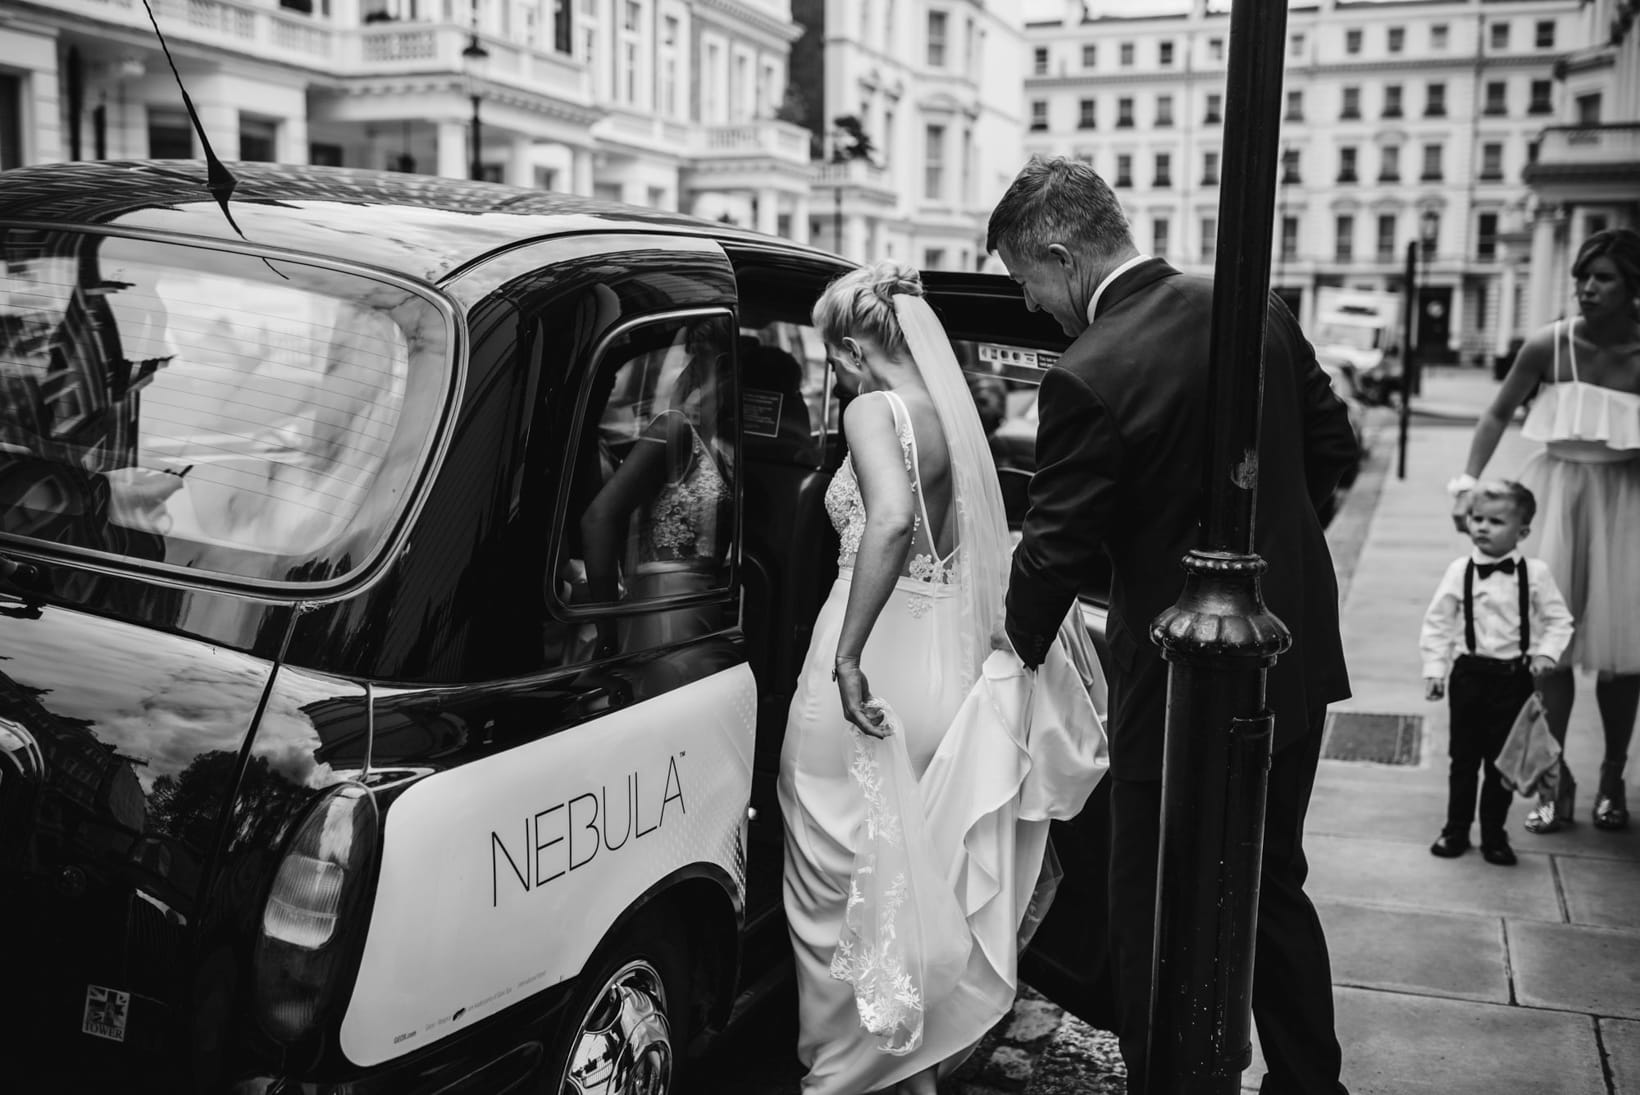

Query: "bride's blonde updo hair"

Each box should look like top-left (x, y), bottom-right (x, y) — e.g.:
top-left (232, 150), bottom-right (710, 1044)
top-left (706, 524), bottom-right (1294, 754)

top-left (812, 260), bottom-right (924, 358)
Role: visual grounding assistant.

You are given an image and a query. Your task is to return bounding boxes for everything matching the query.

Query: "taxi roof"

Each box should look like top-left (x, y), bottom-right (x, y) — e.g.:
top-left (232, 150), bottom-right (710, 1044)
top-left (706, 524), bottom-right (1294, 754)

top-left (0, 160), bottom-right (829, 285)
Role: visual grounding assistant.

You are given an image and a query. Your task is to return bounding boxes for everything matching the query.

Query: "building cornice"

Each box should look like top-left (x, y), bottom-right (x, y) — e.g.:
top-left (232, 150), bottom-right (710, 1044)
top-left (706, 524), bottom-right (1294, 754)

top-left (329, 76), bottom-right (604, 127)
top-left (694, 0), bottom-right (804, 45)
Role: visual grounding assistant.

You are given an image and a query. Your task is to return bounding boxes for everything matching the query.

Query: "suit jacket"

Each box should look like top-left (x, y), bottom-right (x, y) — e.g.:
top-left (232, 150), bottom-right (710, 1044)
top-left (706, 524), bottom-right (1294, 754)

top-left (1005, 258), bottom-right (1355, 780)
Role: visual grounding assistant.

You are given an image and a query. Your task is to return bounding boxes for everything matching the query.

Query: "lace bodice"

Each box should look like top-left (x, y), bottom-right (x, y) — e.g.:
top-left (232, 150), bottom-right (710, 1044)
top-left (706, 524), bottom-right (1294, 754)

top-left (640, 418), bottom-right (730, 561)
top-left (823, 391), bottom-right (957, 588)
top-left (1520, 319), bottom-right (1640, 458)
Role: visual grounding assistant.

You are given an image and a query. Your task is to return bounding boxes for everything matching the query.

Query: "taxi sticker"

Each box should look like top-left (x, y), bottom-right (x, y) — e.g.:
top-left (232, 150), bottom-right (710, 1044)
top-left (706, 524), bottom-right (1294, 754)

top-left (978, 345), bottom-right (1060, 371)
top-left (82, 985), bottom-right (130, 1043)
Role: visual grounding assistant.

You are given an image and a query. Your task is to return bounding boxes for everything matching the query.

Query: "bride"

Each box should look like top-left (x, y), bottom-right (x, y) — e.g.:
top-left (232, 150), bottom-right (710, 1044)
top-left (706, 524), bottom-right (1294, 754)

top-left (778, 261), bottom-right (1106, 1094)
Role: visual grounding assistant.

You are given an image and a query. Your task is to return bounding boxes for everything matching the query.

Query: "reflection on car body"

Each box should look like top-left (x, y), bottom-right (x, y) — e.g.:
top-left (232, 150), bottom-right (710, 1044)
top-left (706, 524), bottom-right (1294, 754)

top-left (0, 161), bottom-right (1109, 1094)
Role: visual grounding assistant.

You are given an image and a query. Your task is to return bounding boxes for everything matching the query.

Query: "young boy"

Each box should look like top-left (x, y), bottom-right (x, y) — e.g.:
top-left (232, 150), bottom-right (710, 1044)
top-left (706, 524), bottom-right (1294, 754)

top-left (1420, 480), bottom-right (1574, 865)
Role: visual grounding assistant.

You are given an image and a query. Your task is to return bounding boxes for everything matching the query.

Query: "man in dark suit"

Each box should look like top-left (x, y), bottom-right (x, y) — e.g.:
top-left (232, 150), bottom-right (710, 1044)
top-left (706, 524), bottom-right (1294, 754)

top-left (991, 157), bottom-right (1355, 1094)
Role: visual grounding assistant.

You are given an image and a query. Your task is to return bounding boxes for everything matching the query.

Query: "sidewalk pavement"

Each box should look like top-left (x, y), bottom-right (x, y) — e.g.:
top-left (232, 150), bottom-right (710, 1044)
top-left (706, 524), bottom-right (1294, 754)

top-left (1285, 366), bottom-right (1639, 1095)
top-left (953, 366), bottom-right (1640, 1095)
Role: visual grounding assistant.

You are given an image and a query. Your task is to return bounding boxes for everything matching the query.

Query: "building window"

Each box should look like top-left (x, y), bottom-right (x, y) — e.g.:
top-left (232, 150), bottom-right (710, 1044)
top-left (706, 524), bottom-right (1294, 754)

top-left (1335, 214), bottom-right (1354, 262)
top-left (1120, 41), bottom-right (1134, 67)
top-left (1030, 100), bottom-right (1048, 131)
top-left (1079, 98), bottom-right (1097, 129)
top-left (1117, 97), bottom-right (1134, 128)
top-left (924, 124), bottom-right (945, 199)
top-left (1425, 82), bottom-right (1446, 117)
top-left (1115, 153), bottom-right (1132, 188)
top-left (1577, 93), bottom-right (1601, 124)
top-left (310, 142), bottom-right (344, 167)
top-left (1033, 46), bottom-right (1048, 76)
top-left (1489, 21), bottom-right (1509, 50)
top-left (1383, 84), bottom-right (1403, 119)
top-left (1159, 40), bottom-right (1175, 67)
top-left (1341, 86), bottom-right (1360, 120)
top-left (923, 248), bottom-right (945, 270)
top-left (1431, 23), bottom-right (1448, 50)
top-left (1379, 145), bottom-right (1401, 182)
top-left (1421, 143), bottom-right (1442, 181)
top-left (1202, 150), bottom-right (1219, 185)
top-left (1208, 37), bottom-right (1224, 61)
top-left (1285, 89), bottom-right (1303, 122)
top-left (1337, 146), bottom-right (1357, 183)
top-left (1535, 20), bottom-right (1555, 49)
top-left (1387, 26), bottom-right (1404, 53)
top-left (147, 107), bottom-right (193, 158)
top-left (1200, 216), bottom-right (1217, 263)
top-left (1073, 149), bottom-right (1093, 166)
top-left (1156, 95), bottom-right (1174, 127)
top-left (1480, 142), bottom-right (1503, 181)
top-left (618, 0), bottom-right (642, 106)
top-left (1281, 215), bottom-right (1299, 260)
top-left (1281, 147), bottom-right (1301, 184)
top-left (1376, 214), bottom-right (1397, 261)
top-left (238, 116), bottom-right (278, 161)
top-left (927, 10), bottom-right (947, 67)
top-left (1153, 152), bottom-right (1172, 187)
top-left (660, 15), bottom-right (680, 117)
top-left (554, 0), bottom-right (573, 54)
top-left (1082, 43), bottom-right (1097, 68)
top-left (1484, 81), bottom-right (1507, 116)
top-left (1289, 32), bottom-right (1304, 58)
top-left (1478, 212), bottom-right (1499, 260)
top-left (1345, 28), bottom-right (1361, 54)
top-left (1205, 92), bottom-right (1222, 124)
top-left (1529, 80), bottom-right (1553, 115)
top-left (1152, 215), bottom-right (1170, 258)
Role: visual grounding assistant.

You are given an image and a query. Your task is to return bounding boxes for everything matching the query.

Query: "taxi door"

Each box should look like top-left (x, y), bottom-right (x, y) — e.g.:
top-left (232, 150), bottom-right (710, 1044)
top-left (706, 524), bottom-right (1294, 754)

top-left (920, 271), bottom-right (1118, 1032)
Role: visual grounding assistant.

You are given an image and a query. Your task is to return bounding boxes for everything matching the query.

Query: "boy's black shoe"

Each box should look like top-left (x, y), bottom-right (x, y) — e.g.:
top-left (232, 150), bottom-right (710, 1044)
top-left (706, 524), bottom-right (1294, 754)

top-left (1430, 833), bottom-right (1470, 858)
top-left (1481, 840), bottom-right (1518, 866)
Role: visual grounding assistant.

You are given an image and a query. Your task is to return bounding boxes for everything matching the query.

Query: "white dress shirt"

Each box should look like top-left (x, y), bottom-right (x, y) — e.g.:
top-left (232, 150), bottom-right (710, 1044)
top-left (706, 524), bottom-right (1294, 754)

top-left (1418, 549), bottom-right (1575, 679)
top-left (1085, 253), bottom-right (1152, 324)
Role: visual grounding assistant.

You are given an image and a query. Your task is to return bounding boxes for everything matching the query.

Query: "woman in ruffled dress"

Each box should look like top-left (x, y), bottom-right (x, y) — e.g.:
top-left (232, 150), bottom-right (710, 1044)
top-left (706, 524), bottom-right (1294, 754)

top-left (777, 262), bottom-right (1103, 1094)
top-left (1451, 227), bottom-right (1640, 833)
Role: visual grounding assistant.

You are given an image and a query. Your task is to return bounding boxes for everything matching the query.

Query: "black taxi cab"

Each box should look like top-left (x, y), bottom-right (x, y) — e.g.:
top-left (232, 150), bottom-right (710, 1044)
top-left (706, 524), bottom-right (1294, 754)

top-left (0, 161), bottom-right (1111, 1094)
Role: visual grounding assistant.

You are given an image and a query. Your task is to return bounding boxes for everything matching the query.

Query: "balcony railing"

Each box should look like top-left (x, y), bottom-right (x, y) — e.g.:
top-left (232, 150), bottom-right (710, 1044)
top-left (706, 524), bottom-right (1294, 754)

top-left (344, 24), bottom-right (590, 101)
top-left (812, 159), bottom-right (892, 191)
top-left (693, 120), bottom-right (811, 164)
top-left (54, 0), bottom-right (334, 65)
top-left (1532, 123), bottom-right (1640, 167)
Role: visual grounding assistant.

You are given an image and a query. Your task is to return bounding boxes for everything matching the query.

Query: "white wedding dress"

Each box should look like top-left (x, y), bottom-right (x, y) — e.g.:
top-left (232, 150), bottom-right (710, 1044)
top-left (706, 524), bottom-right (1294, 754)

top-left (778, 388), bottom-right (1107, 1094)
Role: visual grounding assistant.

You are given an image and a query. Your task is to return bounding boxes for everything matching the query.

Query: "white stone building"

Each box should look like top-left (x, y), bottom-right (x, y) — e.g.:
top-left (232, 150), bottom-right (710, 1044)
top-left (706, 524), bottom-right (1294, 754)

top-left (1023, 0), bottom-right (1619, 365)
top-left (0, 0), bottom-right (815, 239)
top-left (809, 0), bottom-right (1026, 269)
top-left (1519, 0), bottom-right (1640, 334)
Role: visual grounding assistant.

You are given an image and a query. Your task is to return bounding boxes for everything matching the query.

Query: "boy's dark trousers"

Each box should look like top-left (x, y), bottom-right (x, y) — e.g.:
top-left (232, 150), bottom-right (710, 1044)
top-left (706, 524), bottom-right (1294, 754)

top-left (1445, 655), bottom-right (1535, 844)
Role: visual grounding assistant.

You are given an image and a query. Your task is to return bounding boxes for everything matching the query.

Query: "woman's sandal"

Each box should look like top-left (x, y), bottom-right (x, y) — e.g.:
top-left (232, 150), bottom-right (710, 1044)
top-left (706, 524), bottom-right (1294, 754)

top-left (1593, 789), bottom-right (1629, 831)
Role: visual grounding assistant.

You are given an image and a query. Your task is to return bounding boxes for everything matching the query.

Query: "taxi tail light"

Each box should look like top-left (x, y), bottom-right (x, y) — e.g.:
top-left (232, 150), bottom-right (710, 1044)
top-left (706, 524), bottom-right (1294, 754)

top-left (253, 782), bottom-right (379, 1045)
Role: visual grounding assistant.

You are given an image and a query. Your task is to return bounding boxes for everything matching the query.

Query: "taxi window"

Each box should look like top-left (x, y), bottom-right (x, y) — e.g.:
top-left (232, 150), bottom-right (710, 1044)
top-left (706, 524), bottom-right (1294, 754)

top-left (0, 230), bottom-right (451, 587)
top-left (556, 311), bottom-right (738, 656)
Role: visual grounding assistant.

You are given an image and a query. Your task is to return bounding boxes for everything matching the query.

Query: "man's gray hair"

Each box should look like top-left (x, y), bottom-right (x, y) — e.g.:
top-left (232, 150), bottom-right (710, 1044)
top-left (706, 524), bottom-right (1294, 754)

top-left (986, 155), bottom-right (1132, 261)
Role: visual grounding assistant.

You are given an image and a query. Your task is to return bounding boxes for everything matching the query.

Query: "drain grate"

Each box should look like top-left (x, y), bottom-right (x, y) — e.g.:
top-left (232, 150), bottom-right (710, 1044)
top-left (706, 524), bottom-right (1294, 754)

top-left (1320, 711), bottom-right (1423, 765)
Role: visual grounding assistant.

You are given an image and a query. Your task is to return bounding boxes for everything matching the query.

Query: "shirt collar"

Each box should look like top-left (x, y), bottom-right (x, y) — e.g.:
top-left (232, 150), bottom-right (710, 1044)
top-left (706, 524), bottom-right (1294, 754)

top-left (1086, 253), bottom-right (1152, 324)
top-left (1470, 548), bottom-right (1524, 566)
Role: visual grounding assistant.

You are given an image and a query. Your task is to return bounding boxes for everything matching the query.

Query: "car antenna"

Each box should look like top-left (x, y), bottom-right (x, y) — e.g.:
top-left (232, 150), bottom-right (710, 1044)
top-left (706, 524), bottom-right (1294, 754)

top-left (139, 0), bottom-right (245, 240)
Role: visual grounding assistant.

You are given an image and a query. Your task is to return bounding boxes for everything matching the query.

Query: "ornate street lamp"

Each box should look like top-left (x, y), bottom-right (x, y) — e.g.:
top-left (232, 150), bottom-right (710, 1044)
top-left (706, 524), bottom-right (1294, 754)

top-left (463, 31), bottom-right (490, 181)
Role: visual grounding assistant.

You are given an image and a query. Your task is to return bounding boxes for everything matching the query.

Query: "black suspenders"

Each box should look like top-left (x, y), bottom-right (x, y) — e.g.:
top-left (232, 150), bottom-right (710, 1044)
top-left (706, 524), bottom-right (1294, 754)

top-left (1462, 561), bottom-right (1531, 660)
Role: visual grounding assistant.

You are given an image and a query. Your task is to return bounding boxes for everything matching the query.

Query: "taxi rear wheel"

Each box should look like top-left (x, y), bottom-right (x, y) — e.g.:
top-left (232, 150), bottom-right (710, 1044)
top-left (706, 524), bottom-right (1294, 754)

top-left (544, 920), bottom-right (690, 1095)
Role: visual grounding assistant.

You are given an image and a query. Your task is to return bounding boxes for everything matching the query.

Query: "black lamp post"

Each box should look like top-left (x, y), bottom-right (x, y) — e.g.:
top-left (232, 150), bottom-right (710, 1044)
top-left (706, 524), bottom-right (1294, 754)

top-left (462, 32), bottom-right (490, 181)
top-left (1418, 209), bottom-right (1439, 384)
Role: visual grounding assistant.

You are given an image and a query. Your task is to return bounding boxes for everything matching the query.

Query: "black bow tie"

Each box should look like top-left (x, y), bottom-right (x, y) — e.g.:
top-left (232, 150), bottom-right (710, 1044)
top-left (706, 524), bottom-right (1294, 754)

top-left (1475, 558), bottom-right (1518, 579)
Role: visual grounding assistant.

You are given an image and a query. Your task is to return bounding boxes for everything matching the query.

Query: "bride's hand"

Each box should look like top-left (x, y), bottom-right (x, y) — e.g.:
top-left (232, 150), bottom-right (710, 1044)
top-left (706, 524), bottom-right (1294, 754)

top-left (834, 656), bottom-right (890, 739)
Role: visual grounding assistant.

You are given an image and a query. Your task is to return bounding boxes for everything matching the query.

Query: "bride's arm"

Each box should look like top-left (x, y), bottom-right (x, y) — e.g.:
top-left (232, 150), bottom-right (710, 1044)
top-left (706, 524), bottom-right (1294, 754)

top-left (834, 392), bottom-right (916, 738)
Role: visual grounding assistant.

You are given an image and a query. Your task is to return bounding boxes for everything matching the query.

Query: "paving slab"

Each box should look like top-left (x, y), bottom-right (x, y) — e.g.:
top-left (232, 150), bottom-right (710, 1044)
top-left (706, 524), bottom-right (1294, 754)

top-left (1242, 986), bottom-right (1604, 1095)
top-left (1314, 901), bottom-right (1510, 1003)
top-left (1305, 834), bottom-right (1564, 921)
top-left (1557, 851), bottom-right (1640, 928)
top-left (1307, 771), bottom-right (1467, 847)
top-left (1509, 920), bottom-right (1640, 1019)
top-left (1603, 1017), bottom-right (1640, 1095)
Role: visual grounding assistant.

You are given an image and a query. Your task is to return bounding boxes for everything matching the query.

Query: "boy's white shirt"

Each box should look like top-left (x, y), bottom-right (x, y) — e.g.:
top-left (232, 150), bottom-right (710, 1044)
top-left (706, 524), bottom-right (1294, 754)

top-left (1418, 549), bottom-right (1576, 679)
